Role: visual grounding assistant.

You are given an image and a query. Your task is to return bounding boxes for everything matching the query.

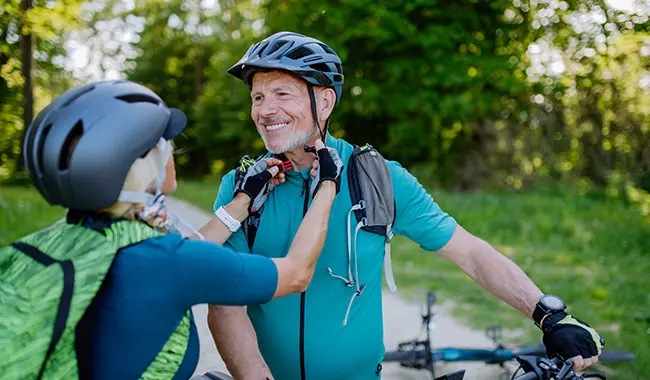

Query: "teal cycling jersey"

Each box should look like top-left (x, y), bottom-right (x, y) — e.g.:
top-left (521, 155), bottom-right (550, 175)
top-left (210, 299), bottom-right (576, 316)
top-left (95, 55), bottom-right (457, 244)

top-left (213, 134), bottom-right (457, 379)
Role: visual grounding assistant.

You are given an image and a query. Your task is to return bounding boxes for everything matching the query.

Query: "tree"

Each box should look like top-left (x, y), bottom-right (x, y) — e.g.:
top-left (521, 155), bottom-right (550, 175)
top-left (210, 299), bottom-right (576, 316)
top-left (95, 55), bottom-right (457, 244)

top-left (260, 0), bottom-right (537, 189)
top-left (16, 0), bottom-right (34, 174)
top-left (0, 0), bottom-right (83, 178)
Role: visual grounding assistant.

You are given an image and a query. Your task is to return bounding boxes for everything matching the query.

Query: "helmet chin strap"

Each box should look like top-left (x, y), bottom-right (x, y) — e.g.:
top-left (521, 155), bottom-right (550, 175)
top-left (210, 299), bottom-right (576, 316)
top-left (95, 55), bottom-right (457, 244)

top-left (118, 137), bottom-right (205, 240)
top-left (307, 84), bottom-right (327, 143)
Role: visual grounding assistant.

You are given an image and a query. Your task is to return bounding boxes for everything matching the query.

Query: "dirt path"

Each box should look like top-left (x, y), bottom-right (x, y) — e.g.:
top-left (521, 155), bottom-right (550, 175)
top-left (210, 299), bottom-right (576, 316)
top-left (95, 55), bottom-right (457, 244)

top-left (166, 197), bottom-right (512, 379)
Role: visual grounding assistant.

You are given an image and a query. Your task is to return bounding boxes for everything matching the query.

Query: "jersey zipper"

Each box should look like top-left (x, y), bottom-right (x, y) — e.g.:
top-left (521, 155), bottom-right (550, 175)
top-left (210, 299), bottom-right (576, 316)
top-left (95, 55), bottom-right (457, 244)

top-left (299, 177), bottom-right (310, 380)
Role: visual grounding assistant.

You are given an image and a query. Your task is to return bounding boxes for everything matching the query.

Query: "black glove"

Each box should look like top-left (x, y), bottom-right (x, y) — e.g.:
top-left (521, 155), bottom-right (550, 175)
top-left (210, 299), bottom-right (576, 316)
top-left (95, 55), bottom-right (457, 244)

top-left (308, 142), bottom-right (343, 197)
top-left (542, 311), bottom-right (605, 360)
top-left (234, 156), bottom-right (276, 213)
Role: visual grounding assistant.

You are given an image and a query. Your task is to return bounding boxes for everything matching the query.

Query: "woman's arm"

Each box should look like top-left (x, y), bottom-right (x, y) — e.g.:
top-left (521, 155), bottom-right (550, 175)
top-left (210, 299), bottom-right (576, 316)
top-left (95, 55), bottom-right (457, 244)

top-left (196, 193), bottom-right (250, 244)
top-left (176, 181), bottom-right (337, 307)
top-left (195, 158), bottom-right (283, 243)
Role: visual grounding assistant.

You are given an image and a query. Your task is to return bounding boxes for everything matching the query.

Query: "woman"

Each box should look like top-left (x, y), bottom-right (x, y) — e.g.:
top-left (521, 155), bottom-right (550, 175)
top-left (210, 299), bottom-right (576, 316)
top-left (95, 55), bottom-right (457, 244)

top-left (14, 80), bottom-right (342, 379)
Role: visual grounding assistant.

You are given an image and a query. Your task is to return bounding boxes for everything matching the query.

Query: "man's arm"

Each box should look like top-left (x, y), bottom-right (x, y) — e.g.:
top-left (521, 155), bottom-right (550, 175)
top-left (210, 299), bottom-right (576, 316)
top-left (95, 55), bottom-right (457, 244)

top-left (389, 161), bottom-right (542, 318)
top-left (436, 225), bottom-right (543, 318)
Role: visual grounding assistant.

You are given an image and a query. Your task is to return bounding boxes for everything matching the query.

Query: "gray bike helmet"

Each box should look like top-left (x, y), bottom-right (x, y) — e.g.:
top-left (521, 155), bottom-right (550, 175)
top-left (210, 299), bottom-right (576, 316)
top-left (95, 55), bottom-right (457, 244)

top-left (228, 32), bottom-right (344, 141)
top-left (228, 31), bottom-right (344, 103)
top-left (23, 80), bottom-right (187, 211)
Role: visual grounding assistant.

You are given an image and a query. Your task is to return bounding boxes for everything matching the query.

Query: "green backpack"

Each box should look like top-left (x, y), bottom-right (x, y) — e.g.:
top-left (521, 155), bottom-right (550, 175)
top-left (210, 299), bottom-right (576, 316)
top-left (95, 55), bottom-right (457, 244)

top-left (0, 219), bottom-right (191, 380)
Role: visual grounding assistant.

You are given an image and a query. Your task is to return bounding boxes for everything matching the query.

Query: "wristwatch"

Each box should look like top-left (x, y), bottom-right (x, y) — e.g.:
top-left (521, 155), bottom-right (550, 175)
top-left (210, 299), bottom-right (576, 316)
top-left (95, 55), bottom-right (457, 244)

top-left (533, 294), bottom-right (566, 327)
top-left (214, 206), bottom-right (241, 233)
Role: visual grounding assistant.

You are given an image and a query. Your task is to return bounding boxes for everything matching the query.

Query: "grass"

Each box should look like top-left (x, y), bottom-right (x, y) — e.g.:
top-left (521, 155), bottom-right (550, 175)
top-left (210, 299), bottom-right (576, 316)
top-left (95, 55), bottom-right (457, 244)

top-left (0, 184), bottom-right (66, 245)
top-left (2, 181), bottom-right (648, 379)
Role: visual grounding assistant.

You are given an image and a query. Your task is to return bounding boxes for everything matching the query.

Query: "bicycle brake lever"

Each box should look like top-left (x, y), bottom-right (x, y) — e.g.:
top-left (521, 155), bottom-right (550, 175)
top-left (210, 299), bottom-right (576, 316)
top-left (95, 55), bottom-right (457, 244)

top-left (556, 359), bottom-right (575, 379)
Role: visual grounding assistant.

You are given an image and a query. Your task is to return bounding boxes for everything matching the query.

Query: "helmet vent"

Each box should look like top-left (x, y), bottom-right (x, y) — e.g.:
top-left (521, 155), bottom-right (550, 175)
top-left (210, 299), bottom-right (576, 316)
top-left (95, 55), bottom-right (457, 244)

top-left (266, 40), bottom-right (288, 56)
top-left (36, 123), bottom-right (53, 173)
top-left (286, 46), bottom-right (314, 60)
top-left (62, 85), bottom-right (95, 108)
top-left (309, 63), bottom-right (331, 73)
top-left (59, 120), bottom-right (84, 171)
top-left (256, 40), bottom-right (270, 57)
top-left (319, 43), bottom-right (335, 55)
top-left (116, 94), bottom-right (160, 105)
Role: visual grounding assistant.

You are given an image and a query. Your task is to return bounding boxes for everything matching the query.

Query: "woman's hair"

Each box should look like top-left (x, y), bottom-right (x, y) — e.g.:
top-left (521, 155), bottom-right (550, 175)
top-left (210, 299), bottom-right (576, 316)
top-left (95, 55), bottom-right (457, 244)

top-left (100, 140), bottom-right (173, 220)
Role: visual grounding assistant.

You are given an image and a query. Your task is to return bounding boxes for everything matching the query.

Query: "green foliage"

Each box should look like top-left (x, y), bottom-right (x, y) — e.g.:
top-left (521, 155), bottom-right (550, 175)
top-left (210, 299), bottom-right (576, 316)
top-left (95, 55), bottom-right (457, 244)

top-left (1, 0), bottom-right (648, 200)
top-left (0, 0), bottom-right (84, 179)
top-left (261, 0), bottom-right (537, 189)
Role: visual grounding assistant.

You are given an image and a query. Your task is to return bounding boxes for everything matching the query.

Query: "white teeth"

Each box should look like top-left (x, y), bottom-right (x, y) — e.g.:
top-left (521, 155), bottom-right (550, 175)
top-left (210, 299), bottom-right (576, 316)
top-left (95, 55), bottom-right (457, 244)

top-left (265, 122), bottom-right (289, 131)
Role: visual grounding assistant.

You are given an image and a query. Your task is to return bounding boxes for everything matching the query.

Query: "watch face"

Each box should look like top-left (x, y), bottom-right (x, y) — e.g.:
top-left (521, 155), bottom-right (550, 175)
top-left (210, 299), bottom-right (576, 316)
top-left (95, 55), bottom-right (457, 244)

top-left (541, 295), bottom-right (564, 310)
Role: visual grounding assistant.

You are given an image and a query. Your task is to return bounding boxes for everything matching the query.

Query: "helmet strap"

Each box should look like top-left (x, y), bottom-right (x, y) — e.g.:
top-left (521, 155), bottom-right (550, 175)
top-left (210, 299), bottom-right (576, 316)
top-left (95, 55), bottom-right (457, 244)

top-left (117, 137), bottom-right (205, 239)
top-left (307, 84), bottom-right (327, 142)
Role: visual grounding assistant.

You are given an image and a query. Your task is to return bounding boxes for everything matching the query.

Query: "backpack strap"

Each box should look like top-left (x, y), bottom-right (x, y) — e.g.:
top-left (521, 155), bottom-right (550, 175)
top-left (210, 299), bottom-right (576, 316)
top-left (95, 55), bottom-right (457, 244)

top-left (383, 224), bottom-right (397, 292)
top-left (233, 153), bottom-right (274, 252)
top-left (10, 242), bottom-right (74, 380)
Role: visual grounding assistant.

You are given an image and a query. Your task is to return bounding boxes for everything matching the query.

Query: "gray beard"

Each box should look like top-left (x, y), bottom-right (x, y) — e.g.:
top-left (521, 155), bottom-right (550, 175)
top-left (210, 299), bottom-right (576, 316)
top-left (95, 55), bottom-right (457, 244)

top-left (263, 124), bottom-right (320, 154)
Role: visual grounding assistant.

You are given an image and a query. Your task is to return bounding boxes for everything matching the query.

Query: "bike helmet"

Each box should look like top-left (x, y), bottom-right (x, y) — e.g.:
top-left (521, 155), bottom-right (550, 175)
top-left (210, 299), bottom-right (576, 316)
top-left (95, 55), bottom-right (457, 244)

top-left (23, 80), bottom-right (187, 211)
top-left (228, 31), bottom-right (344, 104)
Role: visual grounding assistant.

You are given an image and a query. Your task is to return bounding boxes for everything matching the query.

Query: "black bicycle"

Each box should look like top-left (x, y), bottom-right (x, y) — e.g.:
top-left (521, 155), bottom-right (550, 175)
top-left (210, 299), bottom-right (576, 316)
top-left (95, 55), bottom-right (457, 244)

top-left (383, 292), bottom-right (635, 378)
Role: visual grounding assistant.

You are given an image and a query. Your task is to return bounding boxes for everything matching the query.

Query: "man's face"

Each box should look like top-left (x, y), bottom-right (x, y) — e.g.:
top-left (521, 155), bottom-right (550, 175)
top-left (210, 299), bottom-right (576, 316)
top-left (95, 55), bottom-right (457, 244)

top-left (250, 71), bottom-right (319, 154)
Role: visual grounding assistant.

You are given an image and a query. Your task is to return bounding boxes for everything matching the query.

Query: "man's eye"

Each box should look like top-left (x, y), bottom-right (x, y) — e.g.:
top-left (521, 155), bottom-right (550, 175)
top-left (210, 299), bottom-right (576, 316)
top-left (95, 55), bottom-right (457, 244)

top-left (254, 95), bottom-right (263, 101)
top-left (278, 92), bottom-right (289, 97)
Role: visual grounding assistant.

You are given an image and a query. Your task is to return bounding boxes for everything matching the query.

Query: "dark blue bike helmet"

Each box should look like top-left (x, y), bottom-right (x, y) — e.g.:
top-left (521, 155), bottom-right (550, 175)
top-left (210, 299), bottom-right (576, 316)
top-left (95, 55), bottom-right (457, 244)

top-left (23, 80), bottom-right (187, 211)
top-left (228, 31), bottom-right (344, 141)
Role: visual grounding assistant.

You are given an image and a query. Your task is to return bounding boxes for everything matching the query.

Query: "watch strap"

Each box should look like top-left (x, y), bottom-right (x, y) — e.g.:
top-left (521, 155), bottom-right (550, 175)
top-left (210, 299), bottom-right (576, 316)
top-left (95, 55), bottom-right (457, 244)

top-left (215, 206), bottom-right (241, 233)
top-left (533, 305), bottom-right (547, 327)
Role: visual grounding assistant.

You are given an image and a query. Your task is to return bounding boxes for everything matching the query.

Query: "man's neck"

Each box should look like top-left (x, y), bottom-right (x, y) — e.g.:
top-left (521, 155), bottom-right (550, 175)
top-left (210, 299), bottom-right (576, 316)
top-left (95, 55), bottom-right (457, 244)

top-left (283, 146), bottom-right (316, 172)
top-left (281, 133), bottom-right (327, 171)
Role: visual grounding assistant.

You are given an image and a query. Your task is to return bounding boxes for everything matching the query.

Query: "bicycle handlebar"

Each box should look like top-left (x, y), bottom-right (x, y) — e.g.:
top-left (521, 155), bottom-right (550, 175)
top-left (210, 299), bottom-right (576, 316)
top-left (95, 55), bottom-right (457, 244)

top-left (514, 356), bottom-right (606, 380)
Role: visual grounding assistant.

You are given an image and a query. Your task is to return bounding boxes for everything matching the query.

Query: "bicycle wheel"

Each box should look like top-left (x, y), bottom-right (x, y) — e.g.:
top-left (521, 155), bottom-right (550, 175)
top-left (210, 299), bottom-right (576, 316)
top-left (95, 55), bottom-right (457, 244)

top-left (383, 348), bottom-right (427, 362)
top-left (516, 343), bottom-right (635, 362)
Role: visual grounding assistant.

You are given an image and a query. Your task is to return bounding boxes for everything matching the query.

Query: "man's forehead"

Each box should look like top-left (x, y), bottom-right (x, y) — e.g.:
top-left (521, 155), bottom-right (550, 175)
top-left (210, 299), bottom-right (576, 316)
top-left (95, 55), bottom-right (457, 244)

top-left (251, 71), bottom-right (304, 91)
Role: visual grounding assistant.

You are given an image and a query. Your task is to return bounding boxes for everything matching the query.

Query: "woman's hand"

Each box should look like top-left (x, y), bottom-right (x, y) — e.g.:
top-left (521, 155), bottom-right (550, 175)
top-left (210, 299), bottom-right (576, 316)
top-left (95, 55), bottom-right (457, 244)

top-left (309, 139), bottom-right (343, 197)
top-left (234, 157), bottom-right (285, 214)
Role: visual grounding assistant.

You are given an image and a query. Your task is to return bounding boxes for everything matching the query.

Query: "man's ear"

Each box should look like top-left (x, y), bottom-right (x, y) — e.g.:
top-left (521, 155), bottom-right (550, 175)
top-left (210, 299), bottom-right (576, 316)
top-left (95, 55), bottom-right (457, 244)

top-left (317, 87), bottom-right (336, 121)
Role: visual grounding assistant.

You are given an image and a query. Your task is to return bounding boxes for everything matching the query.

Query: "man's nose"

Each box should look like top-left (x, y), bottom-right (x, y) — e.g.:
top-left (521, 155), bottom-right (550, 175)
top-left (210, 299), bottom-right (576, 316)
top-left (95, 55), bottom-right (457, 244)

top-left (259, 99), bottom-right (279, 118)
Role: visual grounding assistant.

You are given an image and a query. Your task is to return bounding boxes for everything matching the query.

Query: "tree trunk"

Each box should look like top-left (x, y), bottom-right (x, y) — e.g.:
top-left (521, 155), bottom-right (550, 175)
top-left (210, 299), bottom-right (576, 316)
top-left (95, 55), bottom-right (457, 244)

top-left (16, 0), bottom-right (34, 174)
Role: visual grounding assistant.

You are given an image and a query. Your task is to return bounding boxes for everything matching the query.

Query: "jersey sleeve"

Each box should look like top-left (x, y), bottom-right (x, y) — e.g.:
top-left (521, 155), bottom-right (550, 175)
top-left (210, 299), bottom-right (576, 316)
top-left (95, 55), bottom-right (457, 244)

top-left (173, 237), bottom-right (278, 308)
top-left (390, 161), bottom-right (457, 251)
top-left (212, 169), bottom-right (250, 253)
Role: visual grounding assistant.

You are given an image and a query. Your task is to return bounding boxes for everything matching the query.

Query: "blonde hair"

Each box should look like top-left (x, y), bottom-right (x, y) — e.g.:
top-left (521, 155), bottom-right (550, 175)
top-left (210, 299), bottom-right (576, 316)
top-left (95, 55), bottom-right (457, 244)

top-left (100, 140), bottom-right (173, 220)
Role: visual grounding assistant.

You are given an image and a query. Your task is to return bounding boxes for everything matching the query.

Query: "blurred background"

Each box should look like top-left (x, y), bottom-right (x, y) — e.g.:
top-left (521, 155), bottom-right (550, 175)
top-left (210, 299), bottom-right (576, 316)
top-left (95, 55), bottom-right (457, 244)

top-left (1, 0), bottom-right (649, 378)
